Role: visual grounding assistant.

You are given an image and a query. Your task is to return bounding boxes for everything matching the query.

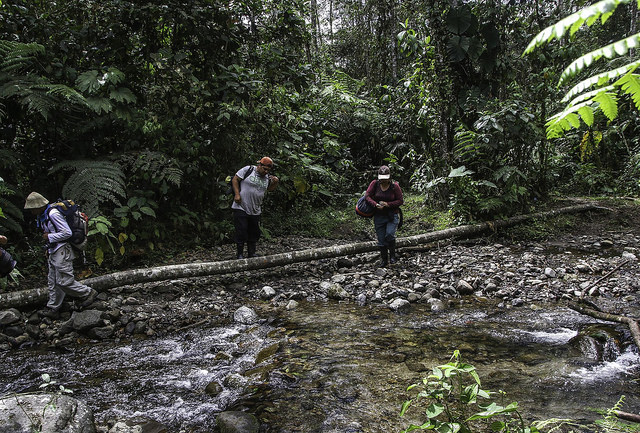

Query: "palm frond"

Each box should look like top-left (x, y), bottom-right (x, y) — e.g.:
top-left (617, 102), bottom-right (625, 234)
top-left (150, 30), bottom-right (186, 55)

top-left (524, 0), bottom-right (633, 55)
top-left (49, 160), bottom-right (127, 218)
top-left (560, 36), bottom-right (640, 85)
top-left (525, 0), bottom-right (640, 137)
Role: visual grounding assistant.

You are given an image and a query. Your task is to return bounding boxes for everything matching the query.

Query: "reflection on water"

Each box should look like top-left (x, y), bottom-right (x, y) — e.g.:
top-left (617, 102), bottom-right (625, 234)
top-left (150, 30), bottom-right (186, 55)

top-left (0, 301), bottom-right (639, 432)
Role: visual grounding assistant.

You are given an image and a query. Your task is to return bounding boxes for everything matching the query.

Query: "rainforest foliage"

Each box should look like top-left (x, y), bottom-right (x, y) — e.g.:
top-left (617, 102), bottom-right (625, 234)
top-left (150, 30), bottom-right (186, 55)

top-left (1, 0), bottom-right (640, 266)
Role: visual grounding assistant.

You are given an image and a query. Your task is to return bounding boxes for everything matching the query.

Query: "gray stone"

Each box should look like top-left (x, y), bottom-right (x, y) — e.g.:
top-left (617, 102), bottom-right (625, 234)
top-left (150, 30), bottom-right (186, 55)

top-left (0, 393), bottom-right (95, 433)
top-left (429, 299), bottom-right (446, 312)
top-left (108, 418), bottom-right (168, 433)
top-left (285, 300), bottom-right (298, 310)
top-left (259, 286), bottom-right (276, 300)
top-left (456, 280), bottom-right (474, 295)
top-left (388, 298), bottom-right (410, 312)
top-left (87, 325), bottom-right (115, 340)
top-left (327, 283), bottom-right (349, 300)
top-left (72, 310), bottom-right (104, 331)
top-left (233, 306), bottom-right (258, 325)
top-left (205, 381), bottom-right (223, 397)
top-left (216, 411), bottom-right (259, 433)
top-left (0, 309), bottom-right (21, 325)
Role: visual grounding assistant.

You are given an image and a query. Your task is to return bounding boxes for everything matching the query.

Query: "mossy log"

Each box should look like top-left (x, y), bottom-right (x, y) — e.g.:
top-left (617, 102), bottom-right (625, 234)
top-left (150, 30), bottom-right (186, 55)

top-left (0, 203), bottom-right (601, 309)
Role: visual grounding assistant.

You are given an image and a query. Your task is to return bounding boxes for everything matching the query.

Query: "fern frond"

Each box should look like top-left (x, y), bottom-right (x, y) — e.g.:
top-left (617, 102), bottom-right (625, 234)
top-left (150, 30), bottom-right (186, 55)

top-left (21, 91), bottom-right (57, 120)
top-left (119, 151), bottom-right (183, 187)
top-left (562, 60), bottom-right (640, 102)
top-left (617, 73), bottom-right (640, 110)
top-left (594, 91), bottom-right (618, 120)
top-left (49, 160), bottom-right (126, 218)
top-left (602, 395), bottom-right (626, 432)
top-left (0, 197), bottom-right (24, 235)
top-left (0, 40), bottom-right (45, 72)
top-left (524, 0), bottom-right (632, 54)
top-left (578, 105), bottom-right (595, 126)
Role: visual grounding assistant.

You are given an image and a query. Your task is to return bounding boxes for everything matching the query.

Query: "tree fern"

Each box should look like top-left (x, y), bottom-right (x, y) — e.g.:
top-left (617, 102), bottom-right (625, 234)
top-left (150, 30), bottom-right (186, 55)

top-left (117, 151), bottom-right (182, 189)
top-left (525, 0), bottom-right (640, 138)
top-left (49, 160), bottom-right (126, 218)
top-left (0, 39), bottom-right (88, 121)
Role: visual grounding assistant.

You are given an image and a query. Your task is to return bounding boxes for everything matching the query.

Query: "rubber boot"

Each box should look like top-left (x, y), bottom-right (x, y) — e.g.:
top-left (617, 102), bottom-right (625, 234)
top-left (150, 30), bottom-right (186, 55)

top-left (378, 247), bottom-right (388, 268)
top-left (247, 242), bottom-right (258, 258)
top-left (236, 243), bottom-right (245, 259)
top-left (388, 240), bottom-right (397, 264)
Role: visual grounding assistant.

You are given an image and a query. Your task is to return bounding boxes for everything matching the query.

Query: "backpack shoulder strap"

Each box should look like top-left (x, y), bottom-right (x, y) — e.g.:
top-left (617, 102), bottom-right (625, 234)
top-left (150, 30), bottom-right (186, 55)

top-left (239, 165), bottom-right (255, 181)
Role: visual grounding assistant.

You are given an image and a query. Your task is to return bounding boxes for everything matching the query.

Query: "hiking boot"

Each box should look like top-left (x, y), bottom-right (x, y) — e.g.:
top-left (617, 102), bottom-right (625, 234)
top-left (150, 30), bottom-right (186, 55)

top-left (39, 308), bottom-right (60, 320)
top-left (247, 242), bottom-right (258, 258)
top-left (388, 240), bottom-right (397, 264)
top-left (378, 247), bottom-right (388, 268)
top-left (236, 243), bottom-right (245, 260)
top-left (80, 289), bottom-right (98, 308)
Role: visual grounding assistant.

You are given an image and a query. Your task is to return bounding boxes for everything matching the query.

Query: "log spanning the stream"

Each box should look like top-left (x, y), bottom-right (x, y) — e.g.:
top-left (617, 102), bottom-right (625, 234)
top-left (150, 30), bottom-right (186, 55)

top-left (0, 203), bottom-right (602, 309)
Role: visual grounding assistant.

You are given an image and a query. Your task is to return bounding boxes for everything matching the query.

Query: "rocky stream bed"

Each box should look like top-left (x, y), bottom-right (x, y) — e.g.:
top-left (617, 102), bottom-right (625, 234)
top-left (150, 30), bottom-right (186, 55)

top-left (1, 202), bottom-right (640, 432)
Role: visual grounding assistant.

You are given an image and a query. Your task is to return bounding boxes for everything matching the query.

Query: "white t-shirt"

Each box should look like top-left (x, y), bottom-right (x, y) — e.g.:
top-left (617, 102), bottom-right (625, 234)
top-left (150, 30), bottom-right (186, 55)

top-left (231, 165), bottom-right (270, 215)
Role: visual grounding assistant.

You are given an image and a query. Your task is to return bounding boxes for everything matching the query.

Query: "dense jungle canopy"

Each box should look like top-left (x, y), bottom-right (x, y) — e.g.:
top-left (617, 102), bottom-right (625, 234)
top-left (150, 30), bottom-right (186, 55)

top-left (1, 0), bottom-right (640, 271)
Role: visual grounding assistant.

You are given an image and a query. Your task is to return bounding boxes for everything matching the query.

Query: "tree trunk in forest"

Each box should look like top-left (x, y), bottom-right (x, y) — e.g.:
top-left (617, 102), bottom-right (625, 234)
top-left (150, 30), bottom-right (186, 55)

top-left (0, 203), bottom-right (602, 310)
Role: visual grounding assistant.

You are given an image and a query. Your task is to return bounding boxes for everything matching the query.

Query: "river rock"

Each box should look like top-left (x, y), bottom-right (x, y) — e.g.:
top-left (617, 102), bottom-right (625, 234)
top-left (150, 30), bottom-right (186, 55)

top-left (456, 280), bottom-right (474, 295)
top-left (216, 411), bottom-right (259, 433)
top-left (205, 381), bottom-right (223, 397)
top-left (0, 393), bottom-right (95, 433)
top-left (327, 283), bottom-right (349, 300)
top-left (73, 310), bottom-right (104, 331)
top-left (108, 418), bottom-right (168, 433)
top-left (429, 298), bottom-right (446, 312)
top-left (285, 300), bottom-right (298, 310)
top-left (388, 298), bottom-right (410, 312)
top-left (0, 308), bottom-right (21, 325)
top-left (234, 306), bottom-right (258, 325)
top-left (87, 325), bottom-right (115, 340)
top-left (259, 286), bottom-right (276, 300)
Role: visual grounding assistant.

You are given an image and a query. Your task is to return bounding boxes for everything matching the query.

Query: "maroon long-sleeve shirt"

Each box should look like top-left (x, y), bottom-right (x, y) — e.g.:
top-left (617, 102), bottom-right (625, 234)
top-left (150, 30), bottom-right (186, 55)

top-left (365, 180), bottom-right (403, 215)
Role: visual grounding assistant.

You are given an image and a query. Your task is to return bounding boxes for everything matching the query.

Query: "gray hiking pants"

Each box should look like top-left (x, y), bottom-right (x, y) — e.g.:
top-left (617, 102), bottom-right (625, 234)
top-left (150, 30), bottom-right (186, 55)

top-left (47, 244), bottom-right (92, 310)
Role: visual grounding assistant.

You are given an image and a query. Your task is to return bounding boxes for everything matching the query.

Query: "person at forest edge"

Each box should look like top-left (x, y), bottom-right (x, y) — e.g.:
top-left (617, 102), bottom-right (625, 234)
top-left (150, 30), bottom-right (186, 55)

top-left (24, 192), bottom-right (97, 319)
top-left (231, 157), bottom-right (279, 259)
top-left (365, 165), bottom-right (404, 267)
top-left (0, 235), bottom-right (17, 278)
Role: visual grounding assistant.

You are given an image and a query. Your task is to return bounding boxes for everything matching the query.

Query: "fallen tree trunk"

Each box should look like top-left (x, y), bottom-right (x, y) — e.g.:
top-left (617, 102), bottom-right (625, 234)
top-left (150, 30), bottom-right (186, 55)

top-left (614, 410), bottom-right (640, 424)
top-left (1, 203), bottom-right (601, 309)
top-left (568, 302), bottom-right (640, 350)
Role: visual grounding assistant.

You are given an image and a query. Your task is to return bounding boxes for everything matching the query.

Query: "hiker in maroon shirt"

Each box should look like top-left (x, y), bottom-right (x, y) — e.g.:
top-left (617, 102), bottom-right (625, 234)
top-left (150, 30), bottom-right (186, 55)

top-left (365, 165), bottom-right (403, 267)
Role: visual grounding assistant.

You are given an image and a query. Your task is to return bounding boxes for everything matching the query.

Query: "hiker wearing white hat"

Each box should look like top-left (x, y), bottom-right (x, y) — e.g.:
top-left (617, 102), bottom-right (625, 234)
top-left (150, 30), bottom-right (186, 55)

top-left (24, 192), bottom-right (97, 319)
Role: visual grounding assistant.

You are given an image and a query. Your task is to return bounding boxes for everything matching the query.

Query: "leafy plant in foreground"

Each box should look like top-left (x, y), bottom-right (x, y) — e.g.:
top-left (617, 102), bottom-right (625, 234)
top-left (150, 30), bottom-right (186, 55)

top-left (400, 350), bottom-right (538, 433)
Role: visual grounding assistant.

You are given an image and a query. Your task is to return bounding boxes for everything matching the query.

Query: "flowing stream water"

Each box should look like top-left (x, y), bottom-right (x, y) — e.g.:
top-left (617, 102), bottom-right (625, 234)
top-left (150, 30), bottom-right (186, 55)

top-left (1, 300), bottom-right (639, 432)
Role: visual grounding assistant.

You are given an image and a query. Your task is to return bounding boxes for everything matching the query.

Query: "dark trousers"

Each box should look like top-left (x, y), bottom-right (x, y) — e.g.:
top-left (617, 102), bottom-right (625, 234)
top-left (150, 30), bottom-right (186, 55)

top-left (233, 209), bottom-right (261, 245)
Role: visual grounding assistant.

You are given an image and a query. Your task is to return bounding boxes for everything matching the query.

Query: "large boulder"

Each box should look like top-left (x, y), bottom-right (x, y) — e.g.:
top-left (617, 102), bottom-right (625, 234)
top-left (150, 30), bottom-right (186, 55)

top-left (0, 393), bottom-right (95, 433)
